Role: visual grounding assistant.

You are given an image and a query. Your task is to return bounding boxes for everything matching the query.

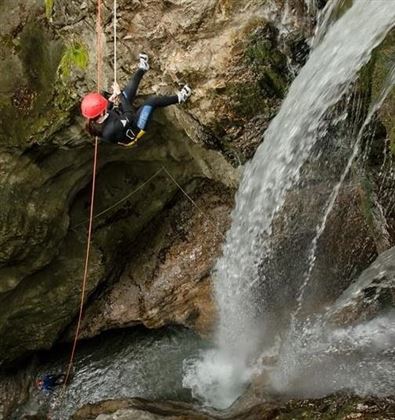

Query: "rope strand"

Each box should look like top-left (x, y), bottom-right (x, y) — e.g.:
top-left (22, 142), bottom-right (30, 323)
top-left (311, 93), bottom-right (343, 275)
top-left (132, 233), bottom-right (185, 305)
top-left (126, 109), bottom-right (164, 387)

top-left (113, 0), bottom-right (117, 84)
top-left (63, 0), bottom-right (103, 388)
top-left (161, 165), bottom-right (226, 240)
top-left (71, 168), bottom-right (164, 229)
top-left (96, 0), bottom-right (103, 90)
top-left (64, 137), bottom-right (99, 386)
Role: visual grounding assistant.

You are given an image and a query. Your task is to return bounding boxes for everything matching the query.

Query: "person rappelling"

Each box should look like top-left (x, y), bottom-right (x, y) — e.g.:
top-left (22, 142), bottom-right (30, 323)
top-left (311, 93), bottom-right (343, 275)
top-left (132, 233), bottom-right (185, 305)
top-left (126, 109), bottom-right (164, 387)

top-left (81, 53), bottom-right (192, 147)
top-left (35, 373), bottom-right (67, 394)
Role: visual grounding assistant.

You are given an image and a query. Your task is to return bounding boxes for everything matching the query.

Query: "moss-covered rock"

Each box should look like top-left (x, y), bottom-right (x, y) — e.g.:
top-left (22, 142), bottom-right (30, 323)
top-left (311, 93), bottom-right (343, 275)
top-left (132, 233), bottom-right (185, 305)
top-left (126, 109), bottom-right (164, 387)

top-left (215, 20), bottom-right (292, 160)
top-left (0, 16), bottom-right (65, 146)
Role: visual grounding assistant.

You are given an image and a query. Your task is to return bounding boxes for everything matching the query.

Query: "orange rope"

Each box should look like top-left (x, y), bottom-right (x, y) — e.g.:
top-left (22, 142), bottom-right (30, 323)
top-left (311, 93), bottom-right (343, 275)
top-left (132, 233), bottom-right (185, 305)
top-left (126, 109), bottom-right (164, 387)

top-left (96, 0), bottom-right (103, 91)
top-left (63, 0), bottom-right (102, 386)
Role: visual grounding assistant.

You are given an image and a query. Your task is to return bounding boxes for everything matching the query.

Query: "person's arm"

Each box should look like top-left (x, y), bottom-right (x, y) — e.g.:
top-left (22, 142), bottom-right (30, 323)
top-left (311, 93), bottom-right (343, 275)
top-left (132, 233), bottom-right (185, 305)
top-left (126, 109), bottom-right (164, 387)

top-left (109, 82), bottom-right (133, 116)
top-left (102, 118), bottom-right (125, 143)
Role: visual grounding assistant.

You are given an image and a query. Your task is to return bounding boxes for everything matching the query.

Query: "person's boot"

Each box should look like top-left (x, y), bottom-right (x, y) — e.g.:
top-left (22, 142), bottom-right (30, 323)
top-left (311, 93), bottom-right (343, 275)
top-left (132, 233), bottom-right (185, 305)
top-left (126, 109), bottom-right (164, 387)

top-left (177, 85), bottom-right (192, 103)
top-left (138, 53), bottom-right (149, 71)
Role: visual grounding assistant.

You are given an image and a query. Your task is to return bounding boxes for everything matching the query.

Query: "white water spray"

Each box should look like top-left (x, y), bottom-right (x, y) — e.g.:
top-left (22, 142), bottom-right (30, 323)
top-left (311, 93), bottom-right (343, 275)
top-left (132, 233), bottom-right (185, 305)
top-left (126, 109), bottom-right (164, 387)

top-left (183, 0), bottom-right (395, 409)
top-left (270, 312), bottom-right (395, 397)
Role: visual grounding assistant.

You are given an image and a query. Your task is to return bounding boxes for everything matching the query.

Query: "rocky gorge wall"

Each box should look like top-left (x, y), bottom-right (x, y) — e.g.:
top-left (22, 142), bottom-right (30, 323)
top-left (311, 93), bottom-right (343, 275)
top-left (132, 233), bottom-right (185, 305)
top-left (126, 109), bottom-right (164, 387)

top-left (0, 0), bottom-right (314, 367)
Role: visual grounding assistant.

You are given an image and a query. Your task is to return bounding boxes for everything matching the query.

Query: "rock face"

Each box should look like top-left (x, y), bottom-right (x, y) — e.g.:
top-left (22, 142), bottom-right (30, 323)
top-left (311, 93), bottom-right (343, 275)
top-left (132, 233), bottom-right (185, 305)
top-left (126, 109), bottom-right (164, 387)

top-left (53, 0), bottom-right (314, 159)
top-left (72, 395), bottom-right (395, 420)
top-left (328, 245), bottom-right (395, 326)
top-left (0, 0), bottom-right (311, 364)
top-left (72, 179), bottom-right (235, 339)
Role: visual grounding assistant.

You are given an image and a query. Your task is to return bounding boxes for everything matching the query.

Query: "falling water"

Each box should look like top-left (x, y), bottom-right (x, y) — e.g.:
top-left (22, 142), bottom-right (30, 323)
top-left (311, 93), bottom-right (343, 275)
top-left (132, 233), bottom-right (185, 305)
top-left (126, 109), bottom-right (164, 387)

top-left (183, 0), bottom-right (395, 409)
top-left (312, 0), bottom-right (350, 48)
top-left (292, 66), bottom-right (395, 321)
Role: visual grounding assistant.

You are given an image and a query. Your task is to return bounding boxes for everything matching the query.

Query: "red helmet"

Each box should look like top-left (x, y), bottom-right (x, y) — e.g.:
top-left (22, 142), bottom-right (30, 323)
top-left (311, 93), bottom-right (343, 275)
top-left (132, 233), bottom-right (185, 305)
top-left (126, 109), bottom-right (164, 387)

top-left (81, 92), bottom-right (108, 119)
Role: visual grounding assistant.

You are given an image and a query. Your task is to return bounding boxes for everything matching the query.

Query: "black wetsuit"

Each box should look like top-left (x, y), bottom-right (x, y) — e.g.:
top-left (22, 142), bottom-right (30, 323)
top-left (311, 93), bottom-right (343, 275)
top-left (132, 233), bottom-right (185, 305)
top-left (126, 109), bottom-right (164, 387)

top-left (38, 373), bottom-right (66, 393)
top-left (101, 69), bottom-right (178, 144)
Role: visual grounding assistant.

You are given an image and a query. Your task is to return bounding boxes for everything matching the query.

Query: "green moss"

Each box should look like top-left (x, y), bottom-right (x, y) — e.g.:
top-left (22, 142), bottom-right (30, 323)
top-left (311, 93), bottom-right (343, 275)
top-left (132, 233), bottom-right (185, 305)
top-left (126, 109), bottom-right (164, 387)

top-left (227, 82), bottom-right (271, 119)
top-left (58, 41), bottom-right (89, 79)
top-left (246, 37), bottom-right (286, 73)
top-left (246, 30), bottom-right (287, 98)
top-left (330, 0), bottom-right (353, 21)
top-left (45, 0), bottom-right (54, 20)
top-left (226, 22), bottom-right (288, 122)
top-left (0, 34), bottom-right (15, 52)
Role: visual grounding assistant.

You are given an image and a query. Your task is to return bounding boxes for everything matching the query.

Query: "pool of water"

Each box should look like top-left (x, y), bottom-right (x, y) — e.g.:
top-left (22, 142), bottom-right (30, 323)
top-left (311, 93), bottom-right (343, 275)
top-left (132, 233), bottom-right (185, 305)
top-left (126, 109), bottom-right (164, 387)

top-left (13, 326), bottom-right (206, 419)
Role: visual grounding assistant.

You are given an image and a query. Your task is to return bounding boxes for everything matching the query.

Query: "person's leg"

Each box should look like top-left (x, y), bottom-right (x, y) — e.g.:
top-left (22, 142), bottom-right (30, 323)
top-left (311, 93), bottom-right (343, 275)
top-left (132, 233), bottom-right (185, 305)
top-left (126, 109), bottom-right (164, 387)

top-left (134, 95), bottom-right (179, 131)
top-left (145, 95), bottom-right (180, 108)
top-left (122, 53), bottom-right (150, 103)
top-left (122, 69), bottom-right (146, 103)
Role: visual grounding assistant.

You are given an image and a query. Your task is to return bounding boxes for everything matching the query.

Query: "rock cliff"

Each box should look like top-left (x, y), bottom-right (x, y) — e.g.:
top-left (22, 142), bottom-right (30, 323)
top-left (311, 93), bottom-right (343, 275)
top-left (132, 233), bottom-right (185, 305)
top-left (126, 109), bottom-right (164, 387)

top-left (0, 0), bottom-right (311, 364)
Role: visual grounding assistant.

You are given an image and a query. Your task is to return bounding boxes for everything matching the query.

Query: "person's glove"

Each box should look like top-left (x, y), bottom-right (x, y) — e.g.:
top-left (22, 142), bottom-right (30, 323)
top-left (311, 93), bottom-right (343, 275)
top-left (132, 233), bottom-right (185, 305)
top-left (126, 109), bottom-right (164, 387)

top-left (109, 81), bottom-right (121, 104)
top-left (112, 81), bottom-right (121, 96)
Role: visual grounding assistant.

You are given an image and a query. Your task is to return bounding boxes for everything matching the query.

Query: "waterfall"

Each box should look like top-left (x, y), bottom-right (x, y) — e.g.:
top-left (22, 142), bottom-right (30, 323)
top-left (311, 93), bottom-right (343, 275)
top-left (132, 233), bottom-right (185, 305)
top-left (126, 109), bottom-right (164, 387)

top-left (183, 0), bottom-right (395, 409)
top-left (291, 66), bottom-right (395, 323)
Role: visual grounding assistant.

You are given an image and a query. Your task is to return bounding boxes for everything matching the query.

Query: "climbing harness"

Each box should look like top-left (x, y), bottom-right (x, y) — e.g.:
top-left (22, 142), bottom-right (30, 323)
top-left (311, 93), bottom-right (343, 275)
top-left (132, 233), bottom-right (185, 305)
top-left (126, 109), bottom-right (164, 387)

top-left (118, 127), bottom-right (146, 147)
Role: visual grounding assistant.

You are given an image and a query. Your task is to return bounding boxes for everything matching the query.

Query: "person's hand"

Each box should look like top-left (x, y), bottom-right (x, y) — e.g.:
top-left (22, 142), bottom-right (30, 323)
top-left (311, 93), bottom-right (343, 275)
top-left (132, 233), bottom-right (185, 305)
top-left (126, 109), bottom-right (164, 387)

top-left (109, 82), bottom-right (121, 104)
top-left (111, 81), bottom-right (121, 96)
top-left (109, 93), bottom-right (118, 103)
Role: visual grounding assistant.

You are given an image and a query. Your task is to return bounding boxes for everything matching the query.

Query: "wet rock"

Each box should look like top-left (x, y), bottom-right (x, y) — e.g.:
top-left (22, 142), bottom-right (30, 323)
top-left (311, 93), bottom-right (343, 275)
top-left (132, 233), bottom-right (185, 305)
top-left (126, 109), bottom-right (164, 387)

top-left (0, 129), bottom-right (236, 364)
top-left (328, 246), bottom-right (395, 326)
top-left (0, 369), bottom-right (31, 420)
top-left (72, 395), bottom-right (395, 420)
top-left (256, 33), bottom-right (395, 329)
top-left (69, 179), bottom-right (235, 339)
top-left (72, 398), bottom-right (213, 420)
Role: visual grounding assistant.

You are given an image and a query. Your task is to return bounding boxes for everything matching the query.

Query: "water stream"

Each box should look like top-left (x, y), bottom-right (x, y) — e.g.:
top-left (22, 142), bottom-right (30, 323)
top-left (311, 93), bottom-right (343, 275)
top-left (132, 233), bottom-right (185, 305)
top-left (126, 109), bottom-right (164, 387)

top-left (183, 0), bottom-right (395, 409)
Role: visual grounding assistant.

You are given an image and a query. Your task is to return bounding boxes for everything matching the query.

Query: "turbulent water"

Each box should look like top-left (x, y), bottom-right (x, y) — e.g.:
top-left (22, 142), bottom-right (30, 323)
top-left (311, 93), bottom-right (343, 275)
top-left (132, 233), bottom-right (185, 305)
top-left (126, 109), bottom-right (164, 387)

top-left (270, 312), bottom-right (395, 397)
top-left (270, 246), bottom-right (395, 397)
top-left (183, 0), bottom-right (395, 409)
top-left (14, 328), bottom-right (203, 419)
